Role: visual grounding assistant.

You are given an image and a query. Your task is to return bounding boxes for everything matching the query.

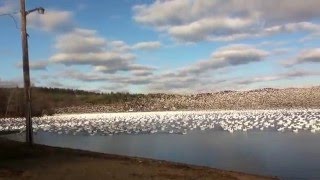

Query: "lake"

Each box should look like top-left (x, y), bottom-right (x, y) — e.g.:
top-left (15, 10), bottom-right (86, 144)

top-left (5, 130), bottom-right (320, 180)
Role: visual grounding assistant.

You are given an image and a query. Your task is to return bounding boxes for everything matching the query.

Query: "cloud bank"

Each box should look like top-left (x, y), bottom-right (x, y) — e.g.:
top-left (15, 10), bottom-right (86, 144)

top-left (133, 0), bottom-right (320, 42)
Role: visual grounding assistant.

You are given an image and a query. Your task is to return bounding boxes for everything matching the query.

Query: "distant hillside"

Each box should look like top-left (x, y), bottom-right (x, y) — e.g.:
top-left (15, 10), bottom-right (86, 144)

top-left (0, 87), bottom-right (144, 117)
top-left (1, 86), bottom-right (320, 117)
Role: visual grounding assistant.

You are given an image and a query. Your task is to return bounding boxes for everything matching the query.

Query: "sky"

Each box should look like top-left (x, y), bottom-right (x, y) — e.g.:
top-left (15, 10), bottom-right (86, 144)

top-left (0, 0), bottom-right (320, 94)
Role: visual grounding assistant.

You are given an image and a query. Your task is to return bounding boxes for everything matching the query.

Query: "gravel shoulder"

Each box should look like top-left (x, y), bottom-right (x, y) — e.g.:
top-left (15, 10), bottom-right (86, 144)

top-left (0, 138), bottom-right (277, 180)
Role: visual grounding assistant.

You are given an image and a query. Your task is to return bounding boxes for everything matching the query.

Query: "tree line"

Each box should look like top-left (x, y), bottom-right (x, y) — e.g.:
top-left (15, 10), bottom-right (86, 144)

top-left (0, 87), bottom-right (146, 118)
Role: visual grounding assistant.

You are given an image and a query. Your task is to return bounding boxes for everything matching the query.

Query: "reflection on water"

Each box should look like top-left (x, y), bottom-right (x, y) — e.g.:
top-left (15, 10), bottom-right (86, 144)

top-left (6, 130), bottom-right (320, 179)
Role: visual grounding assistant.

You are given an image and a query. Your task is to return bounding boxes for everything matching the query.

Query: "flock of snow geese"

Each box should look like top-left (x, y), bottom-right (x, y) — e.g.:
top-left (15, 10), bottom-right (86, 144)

top-left (1, 109), bottom-right (320, 136)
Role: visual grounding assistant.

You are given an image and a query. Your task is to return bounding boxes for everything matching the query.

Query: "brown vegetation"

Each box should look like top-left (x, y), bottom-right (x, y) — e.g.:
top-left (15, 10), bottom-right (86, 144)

top-left (0, 87), bottom-right (143, 117)
top-left (0, 88), bottom-right (55, 117)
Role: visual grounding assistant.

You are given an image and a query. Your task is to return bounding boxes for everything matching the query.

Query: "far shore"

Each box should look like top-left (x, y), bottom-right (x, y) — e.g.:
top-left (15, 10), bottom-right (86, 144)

top-left (2, 86), bottom-right (320, 118)
top-left (0, 137), bottom-right (276, 180)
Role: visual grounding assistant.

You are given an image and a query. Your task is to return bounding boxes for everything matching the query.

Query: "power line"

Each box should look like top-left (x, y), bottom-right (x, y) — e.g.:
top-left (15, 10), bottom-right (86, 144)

top-left (0, 12), bottom-right (20, 29)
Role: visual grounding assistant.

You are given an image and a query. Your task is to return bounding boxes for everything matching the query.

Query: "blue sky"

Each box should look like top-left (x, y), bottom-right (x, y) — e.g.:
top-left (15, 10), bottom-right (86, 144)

top-left (0, 0), bottom-right (320, 93)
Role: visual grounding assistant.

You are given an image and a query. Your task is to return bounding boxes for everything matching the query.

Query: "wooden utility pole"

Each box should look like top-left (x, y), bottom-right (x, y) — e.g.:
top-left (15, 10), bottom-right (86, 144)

top-left (20, 0), bottom-right (33, 145)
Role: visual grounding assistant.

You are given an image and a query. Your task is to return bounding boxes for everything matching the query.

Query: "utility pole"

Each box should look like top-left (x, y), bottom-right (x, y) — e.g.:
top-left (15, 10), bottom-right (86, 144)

top-left (19, 0), bottom-right (45, 145)
top-left (20, 0), bottom-right (33, 145)
top-left (20, 0), bottom-right (32, 145)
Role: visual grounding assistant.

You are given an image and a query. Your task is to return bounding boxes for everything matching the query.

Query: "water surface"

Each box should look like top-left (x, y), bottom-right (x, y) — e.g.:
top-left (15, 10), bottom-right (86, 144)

top-left (6, 130), bottom-right (320, 180)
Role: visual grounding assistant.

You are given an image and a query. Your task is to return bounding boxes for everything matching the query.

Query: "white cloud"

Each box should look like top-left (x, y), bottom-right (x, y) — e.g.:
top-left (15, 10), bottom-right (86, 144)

top-left (263, 22), bottom-right (320, 35)
top-left (142, 44), bottom-right (269, 92)
top-left (148, 68), bottom-right (320, 93)
top-left (0, 0), bottom-right (18, 14)
top-left (55, 28), bottom-right (106, 53)
top-left (54, 52), bottom-right (319, 93)
top-left (283, 48), bottom-right (320, 66)
top-left (205, 22), bottom-right (320, 42)
top-left (50, 28), bottom-right (156, 74)
top-left (51, 52), bottom-right (134, 66)
top-left (56, 44), bottom-right (270, 93)
top-left (297, 49), bottom-right (320, 63)
top-left (27, 9), bottom-right (74, 32)
top-left (132, 41), bottom-right (162, 50)
top-left (168, 17), bottom-right (255, 42)
top-left (130, 64), bottom-right (156, 76)
top-left (110, 41), bottom-right (162, 51)
top-left (133, 0), bottom-right (193, 27)
top-left (61, 69), bottom-right (153, 86)
top-left (235, 70), bottom-right (320, 85)
top-left (180, 44), bottom-right (269, 75)
top-left (133, 0), bottom-right (320, 42)
top-left (50, 29), bottom-right (134, 71)
top-left (110, 41), bottom-right (131, 52)
top-left (94, 63), bottom-right (156, 76)
top-left (147, 74), bottom-right (203, 93)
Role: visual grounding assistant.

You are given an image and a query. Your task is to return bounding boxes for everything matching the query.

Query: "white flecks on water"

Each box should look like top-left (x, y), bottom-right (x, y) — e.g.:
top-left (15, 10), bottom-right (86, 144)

top-left (1, 109), bottom-right (320, 136)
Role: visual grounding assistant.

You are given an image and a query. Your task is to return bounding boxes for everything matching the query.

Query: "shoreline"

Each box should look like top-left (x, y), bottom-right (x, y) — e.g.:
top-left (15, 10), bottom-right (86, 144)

top-left (0, 137), bottom-right (276, 180)
top-left (55, 107), bottom-right (320, 116)
top-left (2, 108), bottom-right (320, 120)
top-left (54, 108), bottom-right (320, 116)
